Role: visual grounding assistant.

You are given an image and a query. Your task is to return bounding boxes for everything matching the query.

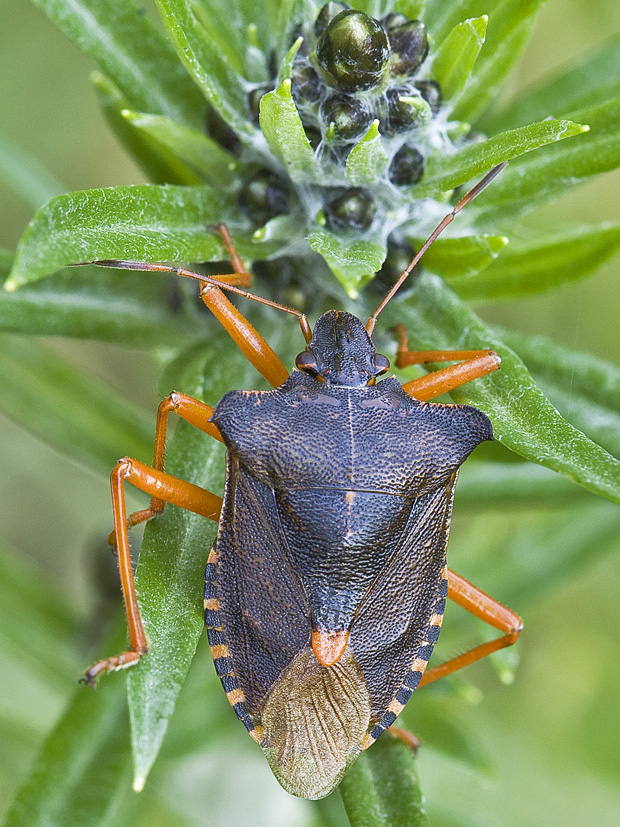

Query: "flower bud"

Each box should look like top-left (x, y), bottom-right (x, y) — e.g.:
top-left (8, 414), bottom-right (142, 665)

top-left (239, 169), bottom-right (290, 226)
top-left (385, 18), bottom-right (428, 77)
top-left (314, 2), bottom-right (351, 39)
top-left (415, 80), bottom-right (442, 114)
top-left (316, 10), bottom-right (389, 93)
top-left (388, 145), bottom-right (424, 186)
top-left (324, 187), bottom-right (376, 232)
top-left (321, 94), bottom-right (372, 141)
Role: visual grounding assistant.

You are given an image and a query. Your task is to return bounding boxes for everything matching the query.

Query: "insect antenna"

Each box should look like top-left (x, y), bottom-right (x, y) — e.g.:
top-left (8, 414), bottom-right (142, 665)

top-left (87, 222), bottom-right (312, 343)
top-left (366, 161), bottom-right (507, 336)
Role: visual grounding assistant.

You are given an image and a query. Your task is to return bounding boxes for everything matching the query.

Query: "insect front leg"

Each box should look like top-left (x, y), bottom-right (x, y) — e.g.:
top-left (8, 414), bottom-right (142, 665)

top-left (419, 569), bottom-right (523, 687)
top-left (114, 393), bottom-right (223, 538)
top-left (394, 323), bottom-right (501, 401)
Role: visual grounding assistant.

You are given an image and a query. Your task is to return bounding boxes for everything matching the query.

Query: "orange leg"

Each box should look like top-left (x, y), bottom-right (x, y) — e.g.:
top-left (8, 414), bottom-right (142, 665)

top-left (94, 225), bottom-right (312, 389)
top-left (394, 323), bottom-right (501, 402)
top-left (112, 392), bottom-right (223, 539)
top-left (83, 455), bottom-right (223, 686)
top-left (419, 569), bottom-right (523, 687)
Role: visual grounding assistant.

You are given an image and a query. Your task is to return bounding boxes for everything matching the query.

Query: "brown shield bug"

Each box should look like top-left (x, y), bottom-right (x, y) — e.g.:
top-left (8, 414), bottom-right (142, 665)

top-left (83, 161), bottom-right (522, 798)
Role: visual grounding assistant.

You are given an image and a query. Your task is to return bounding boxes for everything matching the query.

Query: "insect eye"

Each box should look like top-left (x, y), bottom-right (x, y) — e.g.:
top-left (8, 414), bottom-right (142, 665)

top-left (296, 350), bottom-right (319, 374)
top-left (374, 353), bottom-right (390, 375)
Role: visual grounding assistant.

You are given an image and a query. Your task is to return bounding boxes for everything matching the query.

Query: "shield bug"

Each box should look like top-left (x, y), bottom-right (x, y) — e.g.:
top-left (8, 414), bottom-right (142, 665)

top-left (83, 162), bottom-right (522, 799)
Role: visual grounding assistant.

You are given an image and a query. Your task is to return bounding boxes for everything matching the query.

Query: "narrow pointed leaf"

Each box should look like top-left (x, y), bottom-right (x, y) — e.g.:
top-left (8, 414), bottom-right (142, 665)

top-left (5, 184), bottom-right (237, 290)
top-left (346, 120), bottom-right (390, 185)
top-left (431, 16), bottom-right (487, 102)
top-left (499, 328), bottom-right (620, 459)
top-left (0, 336), bottom-right (153, 474)
top-left (277, 36), bottom-right (303, 85)
top-left (447, 223), bottom-right (620, 301)
top-left (486, 33), bottom-right (620, 132)
top-left (0, 134), bottom-right (65, 211)
top-left (2, 624), bottom-right (133, 827)
top-left (308, 231), bottom-right (386, 298)
top-left (92, 72), bottom-right (202, 186)
top-left (415, 119), bottom-right (588, 197)
top-left (451, 14), bottom-right (538, 124)
top-left (339, 737), bottom-right (430, 827)
top-left (259, 80), bottom-right (322, 183)
top-left (127, 338), bottom-right (258, 789)
top-left (407, 234), bottom-right (508, 279)
top-left (455, 460), bottom-right (588, 507)
top-left (122, 111), bottom-right (239, 187)
top-left (393, 1), bottom-right (425, 19)
top-left (156, 0), bottom-right (254, 140)
top-left (0, 261), bottom-right (201, 345)
top-left (32, 0), bottom-right (204, 128)
top-left (384, 273), bottom-right (620, 504)
top-left (473, 97), bottom-right (620, 216)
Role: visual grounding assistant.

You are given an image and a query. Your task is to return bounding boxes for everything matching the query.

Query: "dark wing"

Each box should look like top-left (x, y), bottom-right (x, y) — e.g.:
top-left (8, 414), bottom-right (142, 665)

top-left (213, 455), bottom-right (311, 715)
top-left (351, 475), bottom-right (456, 722)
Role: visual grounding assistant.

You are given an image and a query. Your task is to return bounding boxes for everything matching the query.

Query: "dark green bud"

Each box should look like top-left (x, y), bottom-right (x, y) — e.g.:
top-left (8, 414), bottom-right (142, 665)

top-left (324, 187), bottom-right (376, 232)
top-left (205, 107), bottom-right (241, 155)
top-left (316, 10), bottom-right (390, 93)
top-left (239, 169), bottom-right (290, 227)
top-left (388, 144), bottom-right (425, 186)
top-left (373, 237), bottom-right (419, 292)
top-left (247, 84), bottom-right (273, 125)
top-left (321, 93), bottom-right (372, 141)
top-left (382, 13), bottom-right (410, 31)
top-left (291, 63), bottom-right (322, 104)
top-left (314, 2), bottom-right (351, 39)
top-left (303, 124), bottom-right (322, 150)
top-left (386, 19), bottom-right (428, 77)
top-left (380, 89), bottom-right (426, 135)
top-left (415, 80), bottom-right (442, 114)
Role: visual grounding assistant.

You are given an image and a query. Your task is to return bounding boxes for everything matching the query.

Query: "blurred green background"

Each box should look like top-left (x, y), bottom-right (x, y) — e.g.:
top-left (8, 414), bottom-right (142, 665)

top-left (1, 1), bottom-right (619, 825)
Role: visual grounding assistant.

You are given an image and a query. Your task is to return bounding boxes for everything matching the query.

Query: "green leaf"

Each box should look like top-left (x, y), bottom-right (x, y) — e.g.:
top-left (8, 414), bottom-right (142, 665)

top-left (451, 11), bottom-right (542, 124)
top-left (447, 223), bottom-right (620, 301)
top-left (92, 72), bottom-right (202, 186)
top-left (455, 461), bottom-right (588, 507)
top-left (426, 1), bottom-right (545, 124)
top-left (416, 119), bottom-right (588, 197)
top-left (156, 0), bottom-right (255, 140)
top-left (384, 273), bottom-right (620, 505)
top-left (473, 97), bottom-right (620, 216)
top-left (498, 328), bottom-right (620, 459)
top-left (259, 80), bottom-right (322, 183)
top-left (486, 33), bottom-right (620, 132)
top-left (121, 110), bottom-right (239, 188)
top-left (308, 231), bottom-right (387, 298)
top-left (339, 737), bottom-right (430, 827)
top-left (32, 0), bottom-right (204, 128)
top-left (0, 540), bottom-right (80, 697)
top-left (0, 134), bottom-right (65, 211)
top-left (127, 337), bottom-right (259, 790)
top-left (0, 260), bottom-right (202, 345)
top-left (2, 623), bottom-right (133, 827)
top-left (407, 234), bottom-right (509, 279)
top-left (0, 336), bottom-right (153, 475)
top-left (277, 35), bottom-right (304, 85)
top-left (431, 16), bottom-right (487, 102)
top-left (346, 121), bottom-right (390, 185)
top-left (5, 184), bottom-right (235, 290)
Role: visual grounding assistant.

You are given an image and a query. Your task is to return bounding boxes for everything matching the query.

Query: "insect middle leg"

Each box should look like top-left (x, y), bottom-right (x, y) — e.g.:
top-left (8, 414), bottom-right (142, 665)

top-left (419, 569), bottom-right (523, 687)
top-left (394, 324), bottom-right (501, 401)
